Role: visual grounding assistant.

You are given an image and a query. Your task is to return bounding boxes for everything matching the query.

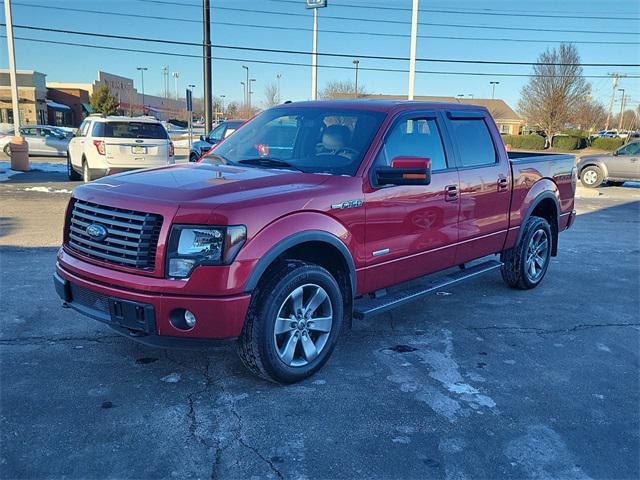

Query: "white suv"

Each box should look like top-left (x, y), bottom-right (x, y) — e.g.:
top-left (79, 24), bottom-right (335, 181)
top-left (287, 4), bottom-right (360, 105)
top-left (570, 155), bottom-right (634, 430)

top-left (67, 115), bottom-right (175, 182)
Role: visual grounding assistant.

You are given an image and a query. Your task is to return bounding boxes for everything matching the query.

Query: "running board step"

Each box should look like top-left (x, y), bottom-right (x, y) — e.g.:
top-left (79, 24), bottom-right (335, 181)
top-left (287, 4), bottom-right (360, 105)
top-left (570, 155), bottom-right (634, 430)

top-left (353, 260), bottom-right (502, 320)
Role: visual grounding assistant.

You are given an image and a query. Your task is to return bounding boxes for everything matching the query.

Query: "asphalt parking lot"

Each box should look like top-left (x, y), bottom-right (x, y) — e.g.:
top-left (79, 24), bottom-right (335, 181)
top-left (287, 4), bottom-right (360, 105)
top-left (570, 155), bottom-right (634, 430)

top-left (1, 157), bottom-right (639, 479)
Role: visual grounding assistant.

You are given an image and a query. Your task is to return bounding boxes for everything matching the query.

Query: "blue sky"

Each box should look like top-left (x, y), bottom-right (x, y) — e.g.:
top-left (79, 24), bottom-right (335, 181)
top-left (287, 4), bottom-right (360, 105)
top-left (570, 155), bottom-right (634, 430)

top-left (2, 0), bottom-right (639, 110)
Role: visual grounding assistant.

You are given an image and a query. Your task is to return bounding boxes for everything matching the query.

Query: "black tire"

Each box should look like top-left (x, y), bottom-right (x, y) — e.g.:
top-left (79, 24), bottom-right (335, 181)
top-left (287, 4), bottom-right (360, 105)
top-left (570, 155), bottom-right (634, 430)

top-left (189, 152), bottom-right (199, 163)
top-left (82, 159), bottom-right (92, 183)
top-left (67, 153), bottom-right (81, 181)
top-left (608, 181), bottom-right (625, 187)
top-left (580, 165), bottom-right (603, 188)
top-left (500, 216), bottom-right (552, 290)
top-left (237, 260), bottom-right (344, 384)
top-left (3, 143), bottom-right (11, 158)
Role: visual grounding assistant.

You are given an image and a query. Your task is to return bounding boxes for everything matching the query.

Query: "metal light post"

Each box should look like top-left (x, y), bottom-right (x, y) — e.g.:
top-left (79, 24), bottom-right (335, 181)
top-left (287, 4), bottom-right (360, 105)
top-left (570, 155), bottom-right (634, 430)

top-left (249, 79), bottom-right (256, 110)
top-left (618, 88), bottom-right (626, 130)
top-left (161, 65), bottom-right (169, 98)
top-left (352, 59), bottom-right (360, 98)
top-left (306, 0), bottom-right (327, 100)
top-left (276, 74), bottom-right (282, 104)
top-left (240, 82), bottom-right (246, 106)
top-left (408, 0), bottom-right (419, 100)
top-left (187, 84), bottom-right (195, 150)
top-left (490, 81), bottom-right (500, 99)
top-left (242, 65), bottom-right (249, 107)
top-left (203, 0), bottom-right (213, 133)
top-left (172, 72), bottom-right (180, 100)
top-left (137, 67), bottom-right (147, 115)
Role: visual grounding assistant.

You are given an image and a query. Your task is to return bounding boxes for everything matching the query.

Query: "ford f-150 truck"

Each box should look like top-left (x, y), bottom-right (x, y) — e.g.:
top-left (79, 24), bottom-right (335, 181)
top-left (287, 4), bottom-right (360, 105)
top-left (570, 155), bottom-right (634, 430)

top-left (54, 101), bottom-right (577, 383)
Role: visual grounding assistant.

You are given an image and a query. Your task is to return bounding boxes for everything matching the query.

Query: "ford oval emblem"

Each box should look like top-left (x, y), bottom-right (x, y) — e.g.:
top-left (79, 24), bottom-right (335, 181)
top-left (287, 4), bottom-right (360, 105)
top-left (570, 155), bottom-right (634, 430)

top-left (86, 223), bottom-right (108, 242)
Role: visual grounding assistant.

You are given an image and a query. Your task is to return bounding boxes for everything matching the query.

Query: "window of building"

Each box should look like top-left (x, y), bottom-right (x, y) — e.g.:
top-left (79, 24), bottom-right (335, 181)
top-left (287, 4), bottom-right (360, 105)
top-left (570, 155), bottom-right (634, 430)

top-left (449, 118), bottom-right (498, 167)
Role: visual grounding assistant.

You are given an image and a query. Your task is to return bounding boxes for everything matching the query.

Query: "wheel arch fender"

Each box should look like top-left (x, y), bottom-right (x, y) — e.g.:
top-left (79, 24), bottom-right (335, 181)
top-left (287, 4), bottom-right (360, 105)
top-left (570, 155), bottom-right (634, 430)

top-left (239, 212), bottom-right (357, 296)
top-left (579, 160), bottom-right (609, 179)
top-left (516, 188), bottom-right (561, 256)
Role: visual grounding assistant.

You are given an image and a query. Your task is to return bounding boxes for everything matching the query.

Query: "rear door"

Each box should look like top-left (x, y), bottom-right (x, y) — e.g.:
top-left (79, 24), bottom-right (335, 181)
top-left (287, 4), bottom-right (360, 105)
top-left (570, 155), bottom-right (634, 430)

top-left (364, 111), bottom-right (460, 291)
top-left (445, 110), bottom-right (511, 264)
top-left (39, 127), bottom-right (67, 156)
top-left (22, 127), bottom-right (46, 154)
top-left (99, 121), bottom-right (170, 167)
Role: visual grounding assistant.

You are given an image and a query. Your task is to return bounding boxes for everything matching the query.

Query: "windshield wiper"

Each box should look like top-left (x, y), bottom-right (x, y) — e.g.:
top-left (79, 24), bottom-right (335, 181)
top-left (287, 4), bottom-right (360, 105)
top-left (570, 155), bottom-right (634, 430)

top-left (238, 158), bottom-right (303, 172)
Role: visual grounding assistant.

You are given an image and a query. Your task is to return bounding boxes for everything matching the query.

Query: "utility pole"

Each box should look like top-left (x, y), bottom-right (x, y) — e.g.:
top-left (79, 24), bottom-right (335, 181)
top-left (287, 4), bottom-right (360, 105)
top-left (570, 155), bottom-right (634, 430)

top-left (306, 0), bottom-right (327, 100)
top-left (203, 0), bottom-right (213, 133)
top-left (618, 88), bottom-right (626, 131)
top-left (352, 59), bottom-right (360, 98)
top-left (4, 0), bottom-right (21, 136)
top-left (605, 73), bottom-right (627, 130)
top-left (490, 81), bottom-right (500, 99)
top-left (276, 74), bottom-right (282, 104)
top-left (161, 65), bottom-right (169, 98)
top-left (137, 67), bottom-right (147, 115)
top-left (408, 0), bottom-right (419, 100)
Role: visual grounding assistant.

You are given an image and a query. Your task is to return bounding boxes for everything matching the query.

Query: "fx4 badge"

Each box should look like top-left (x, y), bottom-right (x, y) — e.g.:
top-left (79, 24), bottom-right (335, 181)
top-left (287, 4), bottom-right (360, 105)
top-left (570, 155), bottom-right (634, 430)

top-left (331, 199), bottom-right (363, 210)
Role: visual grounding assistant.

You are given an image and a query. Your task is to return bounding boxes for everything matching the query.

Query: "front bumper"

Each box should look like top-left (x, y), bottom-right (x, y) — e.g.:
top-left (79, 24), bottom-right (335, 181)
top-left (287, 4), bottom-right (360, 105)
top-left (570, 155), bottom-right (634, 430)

top-left (54, 264), bottom-right (251, 347)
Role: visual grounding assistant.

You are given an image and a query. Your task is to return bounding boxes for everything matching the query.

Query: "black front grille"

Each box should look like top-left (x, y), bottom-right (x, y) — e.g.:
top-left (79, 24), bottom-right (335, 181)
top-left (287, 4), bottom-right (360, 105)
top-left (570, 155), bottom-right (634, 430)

top-left (67, 199), bottom-right (163, 270)
top-left (70, 283), bottom-right (110, 314)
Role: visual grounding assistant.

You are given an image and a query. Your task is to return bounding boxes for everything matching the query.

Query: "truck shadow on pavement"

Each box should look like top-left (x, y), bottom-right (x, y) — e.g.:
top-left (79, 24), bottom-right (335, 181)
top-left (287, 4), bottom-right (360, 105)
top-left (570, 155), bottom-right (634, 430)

top-left (0, 200), bottom-right (639, 479)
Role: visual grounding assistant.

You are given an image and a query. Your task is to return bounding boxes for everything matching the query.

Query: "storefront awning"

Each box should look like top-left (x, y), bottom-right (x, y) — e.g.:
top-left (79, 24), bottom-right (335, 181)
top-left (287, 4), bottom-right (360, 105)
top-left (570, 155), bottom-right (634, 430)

top-left (46, 100), bottom-right (71, 112)
top-left (81, 103), bottom-right (93, 113)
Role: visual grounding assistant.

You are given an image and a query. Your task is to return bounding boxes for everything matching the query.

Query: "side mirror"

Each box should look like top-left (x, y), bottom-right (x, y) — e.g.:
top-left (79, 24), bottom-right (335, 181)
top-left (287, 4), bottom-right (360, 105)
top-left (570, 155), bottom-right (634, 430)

top-left (376, 156), bottom-right (431, 186)
top-left (199, 135), bottom-right (206, 142)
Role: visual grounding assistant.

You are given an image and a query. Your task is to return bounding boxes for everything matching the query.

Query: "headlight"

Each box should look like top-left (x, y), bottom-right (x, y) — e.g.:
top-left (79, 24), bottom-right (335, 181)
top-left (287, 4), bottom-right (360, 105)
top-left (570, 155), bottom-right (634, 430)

top-left (166, 225), bottom-right (246, 278)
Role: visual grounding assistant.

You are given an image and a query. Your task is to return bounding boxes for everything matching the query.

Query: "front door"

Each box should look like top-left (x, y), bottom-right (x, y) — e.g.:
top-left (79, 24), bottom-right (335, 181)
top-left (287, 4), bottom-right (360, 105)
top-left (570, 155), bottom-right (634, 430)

top-left (609, 142), bottom-right (640, 180)
top-left (446, 114), bottom-right (512, 264)
top-left (363, 113), bottom-right (460, 292)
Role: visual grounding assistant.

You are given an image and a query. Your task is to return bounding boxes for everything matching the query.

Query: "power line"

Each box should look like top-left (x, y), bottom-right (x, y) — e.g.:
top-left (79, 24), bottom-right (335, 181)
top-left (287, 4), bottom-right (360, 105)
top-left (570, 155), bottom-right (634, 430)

top-left (3, 34), bottom-right (638, 80)
top-left (4, 24), bottom-right (640, 68)
top-left (265, 0), bottom-right (640, 21)
top-left (13, 2), bottom-right (639, 37)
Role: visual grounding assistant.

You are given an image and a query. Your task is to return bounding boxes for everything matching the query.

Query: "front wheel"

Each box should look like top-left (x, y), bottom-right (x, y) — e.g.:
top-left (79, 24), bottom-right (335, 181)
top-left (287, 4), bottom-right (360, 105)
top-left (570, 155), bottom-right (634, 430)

top-left (189, 152), bottom-right (199, 163)
top-left (501, 216), bottom-right (552, 290)
top-left (3, 143), bottom-right (11, 158)
top-left (580, 166), bottom-right (603, 188)
top-left (82, 160), bottom-right (92, 183)
top-left (237, 261), bottom-right (344, 383)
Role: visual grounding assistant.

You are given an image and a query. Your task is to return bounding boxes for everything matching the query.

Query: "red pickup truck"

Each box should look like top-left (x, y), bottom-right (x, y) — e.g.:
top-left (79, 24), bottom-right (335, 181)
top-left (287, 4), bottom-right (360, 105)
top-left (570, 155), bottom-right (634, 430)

top-left (54, 101), bottom-right (577, 383)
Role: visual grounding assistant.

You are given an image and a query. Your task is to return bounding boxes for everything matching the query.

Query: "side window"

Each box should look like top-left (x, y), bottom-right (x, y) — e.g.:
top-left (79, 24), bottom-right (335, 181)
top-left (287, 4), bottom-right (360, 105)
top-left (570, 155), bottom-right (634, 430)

top-left (450, 118), bottom-right (498, 167)
top-left (78, 120), bottom-right (90, 137)
top-left (374, 117), bottom-right (448, 171)
top-left (208, 123), bottom-right (226, 142)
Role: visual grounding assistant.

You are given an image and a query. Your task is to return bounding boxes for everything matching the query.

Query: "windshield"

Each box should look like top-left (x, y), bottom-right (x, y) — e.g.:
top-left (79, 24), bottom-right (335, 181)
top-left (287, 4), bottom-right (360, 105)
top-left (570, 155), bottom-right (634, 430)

top-left (203, 107), bottom-right (386, 176)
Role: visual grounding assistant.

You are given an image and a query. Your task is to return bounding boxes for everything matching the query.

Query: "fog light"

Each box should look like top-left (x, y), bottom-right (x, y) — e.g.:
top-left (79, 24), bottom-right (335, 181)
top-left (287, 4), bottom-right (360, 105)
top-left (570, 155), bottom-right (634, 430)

top-left (184, 310), bottom-right (197, 328)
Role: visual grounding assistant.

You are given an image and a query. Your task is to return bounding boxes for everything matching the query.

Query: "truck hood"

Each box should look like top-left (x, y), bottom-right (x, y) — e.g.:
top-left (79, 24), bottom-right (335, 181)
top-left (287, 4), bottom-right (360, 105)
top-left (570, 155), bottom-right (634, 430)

top-left (78, 162), bottom-right (331, 205)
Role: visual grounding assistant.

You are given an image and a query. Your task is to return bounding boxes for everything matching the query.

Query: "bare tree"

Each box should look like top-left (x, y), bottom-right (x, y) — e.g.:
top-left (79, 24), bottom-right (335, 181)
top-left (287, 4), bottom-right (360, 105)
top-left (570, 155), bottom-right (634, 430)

top-left (319, 80), bottom-right (368, 99)
top-left (518, 43), bottom-right (590, 140)
top-left (264, 82), bottom-right (279, 108)
top-left (573, 98), bottom-right (607, 132)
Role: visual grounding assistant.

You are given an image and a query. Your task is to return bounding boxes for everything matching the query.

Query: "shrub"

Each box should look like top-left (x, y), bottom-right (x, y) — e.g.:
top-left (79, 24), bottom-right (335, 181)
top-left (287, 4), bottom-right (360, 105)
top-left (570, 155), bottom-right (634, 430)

top-left (591, 137), bottom-right (625, 151)
top-left (552, 135), bottom-right (581, 150)
top-left (502, 134), bottom-right (545, 150)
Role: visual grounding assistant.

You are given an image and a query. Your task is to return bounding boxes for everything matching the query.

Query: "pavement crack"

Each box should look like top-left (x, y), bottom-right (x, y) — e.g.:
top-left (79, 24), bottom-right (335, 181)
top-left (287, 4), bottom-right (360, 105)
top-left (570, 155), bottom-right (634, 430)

top-left (467, 323), bottom-right (640, 335)
top-left (0, 334), bottom-right (121, 346)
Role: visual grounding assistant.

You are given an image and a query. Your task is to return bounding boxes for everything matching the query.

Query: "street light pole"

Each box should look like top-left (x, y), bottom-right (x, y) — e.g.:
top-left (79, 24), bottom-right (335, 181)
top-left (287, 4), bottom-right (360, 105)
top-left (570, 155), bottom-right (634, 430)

top-left (490, 81), bottom-right (500, 99)
top-left (242, 65), bottom-right (249, 107)
top-left (408, 0), bottom-right (419, 100)
top-left (220, 94), bottom-right (226, 117)
top-left (249, 79), bottom-right (256, 110)
top-left (276, 74), bottom-right (282, 104)
top-left (4, 0), bottom-right (21, 136)
top-left (352, 59), bottom-right (360, 99)
top-left (187, 84), bottom-right (195, 150)
top-left (618, 88), bottom-right (626, 130)
top-left (311, 7), bottom-right (318, 100)
top-left (137, 67), bottom-right (147, 115)
top-left (240, 82), bottom-right (246, 106)
top-left (203, 0), bottom-right (213, 133)
top-left (172, 72), bottom-right (180, 100)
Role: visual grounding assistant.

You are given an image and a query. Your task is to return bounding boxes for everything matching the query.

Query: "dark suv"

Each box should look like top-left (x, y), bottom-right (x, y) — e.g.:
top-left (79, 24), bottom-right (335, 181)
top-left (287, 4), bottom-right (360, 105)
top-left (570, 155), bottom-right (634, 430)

top-left (189, 120), bottom-right (245, 162)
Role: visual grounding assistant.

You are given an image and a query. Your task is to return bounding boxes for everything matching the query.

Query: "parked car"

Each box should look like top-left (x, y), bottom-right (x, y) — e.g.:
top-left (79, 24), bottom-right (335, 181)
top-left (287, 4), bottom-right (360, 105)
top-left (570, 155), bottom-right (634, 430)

top-left (577, 140), bottom-right (640, 187)
top-left (54, 100), bottom-right (576, 383)
top-left (1, 125), bottom-right (70, 157)
top-left (67, 115), bottom-right (174, 182)
top-left (189, 119), bottom-right (244, 162)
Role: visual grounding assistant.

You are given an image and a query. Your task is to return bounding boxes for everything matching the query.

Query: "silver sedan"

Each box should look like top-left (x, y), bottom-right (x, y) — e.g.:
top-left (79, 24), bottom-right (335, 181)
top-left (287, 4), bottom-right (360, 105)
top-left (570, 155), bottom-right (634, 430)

top-left (1, 125), bottom-right (71, 157)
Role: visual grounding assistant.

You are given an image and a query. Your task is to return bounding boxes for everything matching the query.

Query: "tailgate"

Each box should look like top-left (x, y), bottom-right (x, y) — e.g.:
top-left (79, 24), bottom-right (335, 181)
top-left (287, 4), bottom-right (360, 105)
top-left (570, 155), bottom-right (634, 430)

top-left (105, 140), bottom-right (169, 166)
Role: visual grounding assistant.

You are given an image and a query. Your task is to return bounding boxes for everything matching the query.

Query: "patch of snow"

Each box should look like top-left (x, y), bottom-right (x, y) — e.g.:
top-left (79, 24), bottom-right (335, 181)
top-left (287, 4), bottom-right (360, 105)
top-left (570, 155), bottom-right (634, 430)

top-left (0, 161), bottom-right (66, 182)
top-left (24, 186), bottom-right (72, 194)
top-left (160, 373), bottom-right (181, 383)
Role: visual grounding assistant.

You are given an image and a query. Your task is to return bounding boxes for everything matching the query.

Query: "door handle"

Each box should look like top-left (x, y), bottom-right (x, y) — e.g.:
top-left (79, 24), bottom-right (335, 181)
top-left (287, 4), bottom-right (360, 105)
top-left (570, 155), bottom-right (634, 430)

top-left (444, 185), bottom-right (458, 202)
top-left (497, 176), bottom-right (509, 192)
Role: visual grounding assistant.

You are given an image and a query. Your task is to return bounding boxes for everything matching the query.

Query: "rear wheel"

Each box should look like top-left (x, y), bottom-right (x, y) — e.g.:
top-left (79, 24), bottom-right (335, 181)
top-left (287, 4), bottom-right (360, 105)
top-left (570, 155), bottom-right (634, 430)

top-left (501, 216), bottom-right (552, 290)
top-left (67, 153), bottom-right (81, 181)
top-left (580, 166), bottom-right (603, 188)
top-left (82, 160), bottom-right (92, 183)
top-left (237, 260), bottom-right (343, 383)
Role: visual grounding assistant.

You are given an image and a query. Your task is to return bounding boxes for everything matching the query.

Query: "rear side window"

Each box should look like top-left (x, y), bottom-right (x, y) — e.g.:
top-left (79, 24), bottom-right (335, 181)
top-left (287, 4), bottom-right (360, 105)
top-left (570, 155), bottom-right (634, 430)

top-left (450, 118), bottom-right (497, 167)
top-left (93, 122), bottom-right (168, 139)
top-left (375, 118), bottom-right (448, 171)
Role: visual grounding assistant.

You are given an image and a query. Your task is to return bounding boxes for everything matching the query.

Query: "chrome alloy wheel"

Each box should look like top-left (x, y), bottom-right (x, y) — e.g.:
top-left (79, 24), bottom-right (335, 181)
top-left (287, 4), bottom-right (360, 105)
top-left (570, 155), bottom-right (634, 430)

top-left (525, 229), bottom-right (549, 282)
top-left (273, 283), bottom-right (333, 367)
top-left (582, 169), bottom-right (598, 185)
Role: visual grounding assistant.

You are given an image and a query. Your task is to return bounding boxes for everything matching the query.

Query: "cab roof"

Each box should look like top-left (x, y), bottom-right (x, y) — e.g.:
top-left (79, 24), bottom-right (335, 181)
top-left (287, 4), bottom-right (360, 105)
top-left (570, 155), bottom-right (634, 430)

top-left (276, 99), bottom-right (490, 114)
